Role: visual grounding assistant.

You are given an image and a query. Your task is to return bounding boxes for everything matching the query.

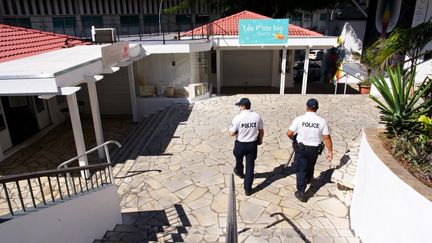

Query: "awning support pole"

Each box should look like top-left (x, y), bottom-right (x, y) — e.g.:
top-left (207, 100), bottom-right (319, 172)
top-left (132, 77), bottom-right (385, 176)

top-left (280, 48), bottom-right (287, 94)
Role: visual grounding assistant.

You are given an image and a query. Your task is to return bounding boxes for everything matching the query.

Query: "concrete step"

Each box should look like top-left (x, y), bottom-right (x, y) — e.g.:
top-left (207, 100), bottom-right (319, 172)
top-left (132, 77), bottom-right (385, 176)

top-left (111, 107), bottom-right (171, 179)
top-left (112, 108), bottom-right (167, 163)
top-left (140, 103), bottom-right (192, 155)
top-left (95, 224), bottom-right (361, 243)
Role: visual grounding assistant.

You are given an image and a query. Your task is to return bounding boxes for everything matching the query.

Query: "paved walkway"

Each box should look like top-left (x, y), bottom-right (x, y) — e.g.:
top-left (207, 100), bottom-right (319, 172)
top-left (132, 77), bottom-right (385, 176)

top-left (0, 117), bottom-right (134, 175)
top-left (115, 94), bottom-right (381, 242)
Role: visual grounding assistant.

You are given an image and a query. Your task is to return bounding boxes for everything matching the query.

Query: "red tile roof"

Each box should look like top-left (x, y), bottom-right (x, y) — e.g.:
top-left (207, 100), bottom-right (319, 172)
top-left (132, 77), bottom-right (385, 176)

top-left (0, 24), bottom-right (90, 63)
top-left (183, 10), bottom-right (323, 37)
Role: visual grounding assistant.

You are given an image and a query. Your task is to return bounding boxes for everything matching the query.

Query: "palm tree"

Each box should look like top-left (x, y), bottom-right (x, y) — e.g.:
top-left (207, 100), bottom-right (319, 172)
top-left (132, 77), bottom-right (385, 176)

top-left (370, 20), bottom-right (432, 74)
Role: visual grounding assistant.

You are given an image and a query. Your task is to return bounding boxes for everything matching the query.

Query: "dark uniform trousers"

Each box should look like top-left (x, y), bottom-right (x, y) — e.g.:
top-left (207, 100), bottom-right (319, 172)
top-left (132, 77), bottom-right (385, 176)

top-left (293, 144), bottom-right (319, 193)
top-left (233, 140), bottom-right (258, 192)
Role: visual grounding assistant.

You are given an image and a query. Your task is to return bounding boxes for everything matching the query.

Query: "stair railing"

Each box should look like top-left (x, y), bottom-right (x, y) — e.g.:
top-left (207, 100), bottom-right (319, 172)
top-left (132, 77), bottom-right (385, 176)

top-left (57, 140), bottom-right (121, 184)
top-left (226, 173), bottom-right (238, 243)
top-left (0, 163), bottom-right (112, 217)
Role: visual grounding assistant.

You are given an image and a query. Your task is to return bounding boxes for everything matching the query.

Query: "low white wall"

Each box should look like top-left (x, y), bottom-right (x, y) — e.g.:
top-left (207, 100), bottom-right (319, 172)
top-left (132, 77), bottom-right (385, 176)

top-left (351, 131), bottom-right (432, 243)
top-left (0, 185), bottom-right (122, 243)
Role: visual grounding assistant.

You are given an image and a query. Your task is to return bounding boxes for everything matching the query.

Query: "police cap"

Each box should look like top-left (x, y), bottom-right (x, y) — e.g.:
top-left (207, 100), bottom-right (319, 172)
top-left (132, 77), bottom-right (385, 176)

top-left (306, 98), bottom-right (319, 109)
top-left (235, 98), bottom-right (251, 106)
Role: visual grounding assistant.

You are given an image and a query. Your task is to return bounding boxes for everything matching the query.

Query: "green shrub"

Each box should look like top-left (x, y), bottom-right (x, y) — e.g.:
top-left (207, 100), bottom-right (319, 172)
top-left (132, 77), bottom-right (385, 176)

top-left (390, 133), bottom-right (432, 186)
top-left (370, 67), bottom-right (432, 136)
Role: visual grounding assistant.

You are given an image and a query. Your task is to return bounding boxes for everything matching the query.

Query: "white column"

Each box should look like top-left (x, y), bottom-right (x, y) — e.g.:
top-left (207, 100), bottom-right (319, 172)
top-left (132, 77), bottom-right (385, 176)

top-left (127, 64), bottom-right (139, 122)
top-left (66, 93), bottom-right (88, 167)
top-left (216, 48), bottom-right (221, 96)
top-left (301, 47), bottom-right (311, 94)
top-left (87, 80), bottom-right (105, 159)
top-left (280, 48), bottom-right (287, 94)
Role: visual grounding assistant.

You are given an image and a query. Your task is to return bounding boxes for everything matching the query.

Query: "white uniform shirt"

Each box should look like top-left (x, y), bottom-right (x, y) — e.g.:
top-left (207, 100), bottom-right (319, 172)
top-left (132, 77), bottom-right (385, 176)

top-left (229, 110), bottom-right (263, 142)
top-left (289, 112), bottom-right (330, 146)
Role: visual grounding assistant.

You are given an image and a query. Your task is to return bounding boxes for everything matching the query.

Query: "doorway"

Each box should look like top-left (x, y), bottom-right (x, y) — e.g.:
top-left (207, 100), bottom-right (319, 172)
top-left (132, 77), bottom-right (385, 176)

top-left (1, 96), bottom-right (39, 146)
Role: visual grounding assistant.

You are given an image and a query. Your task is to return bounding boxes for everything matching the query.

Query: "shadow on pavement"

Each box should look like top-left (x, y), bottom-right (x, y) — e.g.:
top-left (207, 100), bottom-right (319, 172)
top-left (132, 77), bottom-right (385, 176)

top-left (253, 164), bottom-right (296, 194)
top-left (118, 204), bottom-right (191, 242)
top-left (114, 169), bottom-right (162, 179)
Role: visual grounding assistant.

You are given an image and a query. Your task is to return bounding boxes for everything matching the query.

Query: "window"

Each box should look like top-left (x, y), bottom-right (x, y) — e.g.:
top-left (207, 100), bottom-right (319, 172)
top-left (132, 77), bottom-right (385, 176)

top-left (291, 14), bottom-right (302, 22)
top-left (120, 15), bottom-right (139, 35)
top-left (143, 15), bottom-right (158, 24)
top-left (196, 15), bottom-right (210, 24)
top-left (120, 15), bottom-right (139, 26)
top-left (81, 16), bottom-right (103, 28)
top-left (3, 18), bottom-right (31, 28)
top-left (53, 16), bottom-right (77, 35)
top-left (303, 13), bottom-right (312, 28)
top-left (320, 13), bottom-right (327, 21)
top-left (176, 15), bottom-right (192, 24)
top-left (53, 16), bottom-right (76, 28)
top-left (8, 97), bottom-right (28, 108)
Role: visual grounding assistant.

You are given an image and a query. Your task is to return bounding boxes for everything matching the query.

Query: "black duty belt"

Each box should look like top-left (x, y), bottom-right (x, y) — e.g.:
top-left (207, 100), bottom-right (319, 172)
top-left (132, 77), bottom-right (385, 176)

top-left (236, 140), bottom-right (257, 144)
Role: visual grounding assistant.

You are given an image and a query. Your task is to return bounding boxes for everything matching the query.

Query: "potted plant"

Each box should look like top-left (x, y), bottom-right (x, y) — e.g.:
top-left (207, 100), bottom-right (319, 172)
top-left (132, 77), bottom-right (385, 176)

top-left (359, 44), bottom-right (379, 95)
top-left (358, 79), bottom-right (372, 94)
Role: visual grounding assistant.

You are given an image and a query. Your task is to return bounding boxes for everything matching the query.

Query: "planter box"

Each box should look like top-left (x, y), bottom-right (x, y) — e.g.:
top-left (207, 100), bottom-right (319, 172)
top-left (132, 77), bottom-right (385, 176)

top-left (351, 128), bottom-right (432, 243)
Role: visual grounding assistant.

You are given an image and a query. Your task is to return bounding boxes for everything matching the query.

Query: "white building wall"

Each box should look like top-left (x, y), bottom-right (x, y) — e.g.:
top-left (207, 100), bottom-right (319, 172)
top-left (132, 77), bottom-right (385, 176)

top-left (222, 50), bottom-right (273, 86)
top-left (34, 99), bottom-right (51, 130)
top-left (135, 53), bottom-right (191, 96)
top-left (351, 131), bottom-right (432, 243)
top-left (76, 68), bottom-right (132, 115)
top-left (0, 185), bottom-right (122, 243)
top-left (46, 96), bottom-right (68, 125)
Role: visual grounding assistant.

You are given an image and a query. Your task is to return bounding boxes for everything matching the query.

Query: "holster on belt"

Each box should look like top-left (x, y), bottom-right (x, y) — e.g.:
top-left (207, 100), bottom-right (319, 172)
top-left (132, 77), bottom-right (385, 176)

top-left (317, 142), bottom-right (325, 155)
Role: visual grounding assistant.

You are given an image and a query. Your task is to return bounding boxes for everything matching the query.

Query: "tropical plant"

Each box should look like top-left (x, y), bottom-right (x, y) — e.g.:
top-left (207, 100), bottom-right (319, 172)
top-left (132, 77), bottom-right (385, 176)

top-left (369, 20), bottom-right (432, 73)
top-left (369, 67), bottom-right (432, 136)
top-left (418, 115), bottom-right (432, 139)
top-left (359, 44), bottom-right (380, 86)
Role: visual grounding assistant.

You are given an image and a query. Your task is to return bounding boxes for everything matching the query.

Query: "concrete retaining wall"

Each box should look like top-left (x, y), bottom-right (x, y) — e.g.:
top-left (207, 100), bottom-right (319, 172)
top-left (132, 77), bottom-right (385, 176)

top-left (351, 129), bottom-right (432, 243)
top-left (0, 185), bottom-right (122, 243)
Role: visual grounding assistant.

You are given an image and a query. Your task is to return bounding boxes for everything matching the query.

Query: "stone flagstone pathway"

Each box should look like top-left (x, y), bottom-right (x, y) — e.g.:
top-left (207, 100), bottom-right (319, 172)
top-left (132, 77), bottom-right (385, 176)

top-left (114, 94), bottom-right (381, 242)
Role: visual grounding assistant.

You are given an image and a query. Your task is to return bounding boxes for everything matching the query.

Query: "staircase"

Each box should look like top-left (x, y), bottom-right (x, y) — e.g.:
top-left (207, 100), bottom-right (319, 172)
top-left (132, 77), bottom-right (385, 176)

top-left (111, 103), bottom-right (192, 179)
top-left (94, 208), bottom-right (360, 242)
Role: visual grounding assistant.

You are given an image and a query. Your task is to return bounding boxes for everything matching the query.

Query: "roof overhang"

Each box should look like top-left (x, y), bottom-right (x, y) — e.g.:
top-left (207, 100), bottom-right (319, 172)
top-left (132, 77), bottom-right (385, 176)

top-left (212, 36), bottom-right (339, 50)
top-left (0, 43), bottom-right (144, 96)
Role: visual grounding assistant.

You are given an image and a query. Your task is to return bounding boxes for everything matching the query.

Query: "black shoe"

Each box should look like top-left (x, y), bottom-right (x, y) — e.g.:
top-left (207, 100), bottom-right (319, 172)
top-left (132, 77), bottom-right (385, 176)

top-left (234, 169), bottom-right (245, 179)
top-left (245, 190), bottom-right (253, 196)
top-left (295, 191), bottom-right (307, 202)
top-left (307, 177), bottom-right (313, 184)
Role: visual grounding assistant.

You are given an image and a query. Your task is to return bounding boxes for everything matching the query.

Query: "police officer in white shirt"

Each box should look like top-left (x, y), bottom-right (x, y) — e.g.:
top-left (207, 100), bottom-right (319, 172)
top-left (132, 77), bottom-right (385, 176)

top-left (287, 98), bottom-right (333, 202)
top-left (228, 98), bottom-right (264, 196)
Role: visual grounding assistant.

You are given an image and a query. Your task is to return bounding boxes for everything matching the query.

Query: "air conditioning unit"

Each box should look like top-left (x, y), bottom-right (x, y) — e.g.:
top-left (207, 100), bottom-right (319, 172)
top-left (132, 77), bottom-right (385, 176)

top-left (91, 26), bottom-right (117, 43)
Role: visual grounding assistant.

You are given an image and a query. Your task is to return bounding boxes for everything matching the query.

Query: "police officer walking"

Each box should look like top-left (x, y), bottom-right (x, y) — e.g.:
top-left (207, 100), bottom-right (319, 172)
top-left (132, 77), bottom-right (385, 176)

top-left (228, 98), bottom-right (264, 196)
top-left (287, 98), bottom-right (333, 202)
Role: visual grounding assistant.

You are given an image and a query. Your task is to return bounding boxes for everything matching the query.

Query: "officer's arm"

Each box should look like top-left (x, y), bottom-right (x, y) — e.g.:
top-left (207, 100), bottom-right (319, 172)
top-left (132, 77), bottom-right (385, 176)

top-left (287, 130), bottom-right (295, 139)
top-left (228, 131), bottom-right (237, 137)
top-left (258, 129), bottom-right (264, 144)
top-left (323, 134), bottom-right (333, 161)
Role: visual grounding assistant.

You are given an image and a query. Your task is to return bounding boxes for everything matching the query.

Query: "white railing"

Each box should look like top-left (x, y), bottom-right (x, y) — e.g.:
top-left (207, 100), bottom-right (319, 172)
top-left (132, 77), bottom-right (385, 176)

top-left (57, 140), bottom-right (121, 189)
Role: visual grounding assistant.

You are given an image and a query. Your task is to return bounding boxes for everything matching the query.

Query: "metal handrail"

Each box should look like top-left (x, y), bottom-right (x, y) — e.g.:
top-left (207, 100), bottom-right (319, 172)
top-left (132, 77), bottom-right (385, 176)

top-left (58, 140), bottom-right (120, 187)
top-left (1, 163), bottom-right (112, 216)
top-left (0, 164), bottom-right (110, 183)
top-left (226, 173), bottom-right (238, 243)
top-left (57, 140), bottom-right (121, 169)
